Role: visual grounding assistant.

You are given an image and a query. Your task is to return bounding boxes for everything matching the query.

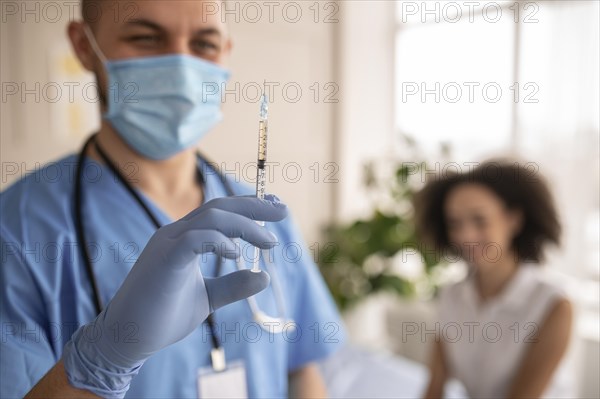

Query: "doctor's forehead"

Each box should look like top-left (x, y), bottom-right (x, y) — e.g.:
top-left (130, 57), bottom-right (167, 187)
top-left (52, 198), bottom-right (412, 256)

top-left (83, 0), bottom-right (227, 35)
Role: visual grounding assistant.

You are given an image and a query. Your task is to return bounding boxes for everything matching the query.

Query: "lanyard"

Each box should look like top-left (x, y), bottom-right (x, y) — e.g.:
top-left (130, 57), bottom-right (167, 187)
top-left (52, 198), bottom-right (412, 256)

top-left (74, 134), bottom-right (230, 367)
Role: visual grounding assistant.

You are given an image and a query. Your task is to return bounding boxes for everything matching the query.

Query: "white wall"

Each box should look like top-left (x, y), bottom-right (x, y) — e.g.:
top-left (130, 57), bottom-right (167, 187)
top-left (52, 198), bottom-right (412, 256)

top-left (335, 0), bottom-right (397, 222)
top-left (1, 1), bottom-right (100, 181)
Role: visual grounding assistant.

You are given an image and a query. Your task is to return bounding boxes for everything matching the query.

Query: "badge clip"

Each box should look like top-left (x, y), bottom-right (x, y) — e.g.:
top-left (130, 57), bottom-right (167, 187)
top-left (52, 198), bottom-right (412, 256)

top-left (210, 347), bottom-right (226, 372)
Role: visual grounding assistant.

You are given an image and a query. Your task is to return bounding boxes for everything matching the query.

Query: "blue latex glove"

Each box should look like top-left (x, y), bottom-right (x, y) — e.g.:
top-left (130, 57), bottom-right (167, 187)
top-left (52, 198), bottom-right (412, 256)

top-left (63, 195), bottom-right (287, 398)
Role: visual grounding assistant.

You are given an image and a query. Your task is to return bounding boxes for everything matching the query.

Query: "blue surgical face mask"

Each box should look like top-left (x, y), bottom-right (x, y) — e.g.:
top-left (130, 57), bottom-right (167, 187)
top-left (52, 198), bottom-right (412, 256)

top-left (84, 26), bottom-right (231, 160)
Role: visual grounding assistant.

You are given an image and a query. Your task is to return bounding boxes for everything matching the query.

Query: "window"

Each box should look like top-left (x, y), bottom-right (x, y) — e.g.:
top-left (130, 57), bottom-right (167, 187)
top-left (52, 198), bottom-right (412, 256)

top-left (395, 2), bottom-right (516, 160)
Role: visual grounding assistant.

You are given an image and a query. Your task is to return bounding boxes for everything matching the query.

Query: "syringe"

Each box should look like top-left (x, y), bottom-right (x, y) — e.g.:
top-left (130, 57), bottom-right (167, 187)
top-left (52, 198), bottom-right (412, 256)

top-left (252, 87), bottom-right (269, 273)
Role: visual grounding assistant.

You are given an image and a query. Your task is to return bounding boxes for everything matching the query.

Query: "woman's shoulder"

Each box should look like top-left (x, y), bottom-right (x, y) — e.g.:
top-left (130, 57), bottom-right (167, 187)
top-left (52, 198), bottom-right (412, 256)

top-left (495, 265), bottom-right (571, 329)
top-left (520, 265), bottom-right (570, 305)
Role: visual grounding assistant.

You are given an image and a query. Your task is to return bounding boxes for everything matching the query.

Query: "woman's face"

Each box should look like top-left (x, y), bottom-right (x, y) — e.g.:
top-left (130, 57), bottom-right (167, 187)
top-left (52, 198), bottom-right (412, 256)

top-left (444, 183), bottom-right (522, 270)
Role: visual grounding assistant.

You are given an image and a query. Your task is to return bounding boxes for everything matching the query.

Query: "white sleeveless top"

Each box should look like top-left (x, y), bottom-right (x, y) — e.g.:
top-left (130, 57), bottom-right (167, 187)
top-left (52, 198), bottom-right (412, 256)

top-left (438, 265), bottom-right (574, 398)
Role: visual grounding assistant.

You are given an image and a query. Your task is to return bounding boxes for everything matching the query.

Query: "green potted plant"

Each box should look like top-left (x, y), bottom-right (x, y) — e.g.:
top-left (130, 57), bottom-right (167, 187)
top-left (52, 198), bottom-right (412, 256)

top-left (317, 137), bottom-right (450, 311)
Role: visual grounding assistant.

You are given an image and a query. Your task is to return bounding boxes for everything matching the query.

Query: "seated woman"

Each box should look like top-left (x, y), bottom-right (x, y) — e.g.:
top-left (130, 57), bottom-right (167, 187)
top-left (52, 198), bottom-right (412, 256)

top-left (416, 161), bottom-right (573, 399)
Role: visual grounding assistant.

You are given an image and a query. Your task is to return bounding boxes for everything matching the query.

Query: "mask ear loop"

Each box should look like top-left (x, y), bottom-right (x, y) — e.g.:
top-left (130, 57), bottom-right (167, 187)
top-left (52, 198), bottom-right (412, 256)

top-left (83, 24), bottom-right (108, 64)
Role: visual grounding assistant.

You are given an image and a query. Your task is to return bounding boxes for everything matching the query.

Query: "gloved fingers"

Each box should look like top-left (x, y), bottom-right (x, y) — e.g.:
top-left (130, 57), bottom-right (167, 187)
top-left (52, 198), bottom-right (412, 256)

top-left (181, 195), bottom-right (288, 223)
top-left (178, 208), bottom-right (279, 248)
top-left (204, 269), bottom-right (271, 312)
top-left (169, 224), bottom-right (276, 263)
top-left (167, 230), bottom-right (239, 265)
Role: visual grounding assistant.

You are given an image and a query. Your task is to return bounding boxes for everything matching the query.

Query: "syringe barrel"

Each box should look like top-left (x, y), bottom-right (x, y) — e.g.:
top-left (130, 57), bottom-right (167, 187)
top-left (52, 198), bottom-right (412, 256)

top-left (256, 119), bottom-right (268, 199)
top-left (257, 120), bottom-right (268, 163)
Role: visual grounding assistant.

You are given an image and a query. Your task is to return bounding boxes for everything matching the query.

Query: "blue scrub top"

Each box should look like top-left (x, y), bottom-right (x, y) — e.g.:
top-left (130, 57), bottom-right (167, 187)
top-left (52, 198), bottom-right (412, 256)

top-left (0, 154), bottom-right (345, 398)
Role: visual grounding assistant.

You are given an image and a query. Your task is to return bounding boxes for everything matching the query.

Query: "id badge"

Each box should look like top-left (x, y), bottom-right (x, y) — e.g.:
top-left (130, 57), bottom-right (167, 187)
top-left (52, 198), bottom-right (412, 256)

top-left (197, 360), bottom-right (248, 399)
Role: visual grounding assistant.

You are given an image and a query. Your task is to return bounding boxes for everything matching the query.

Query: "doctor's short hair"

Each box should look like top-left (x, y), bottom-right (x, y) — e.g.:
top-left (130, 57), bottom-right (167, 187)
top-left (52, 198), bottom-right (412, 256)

top-left (81, 0), bottom-right (229, 27)
top-left (413, 160), bottom-right (561, 264)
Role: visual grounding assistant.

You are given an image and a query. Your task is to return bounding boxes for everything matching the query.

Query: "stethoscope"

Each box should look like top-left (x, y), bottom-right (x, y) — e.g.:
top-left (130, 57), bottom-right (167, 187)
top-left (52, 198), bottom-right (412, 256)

top-left (74, 134), bottom-right (294, 336)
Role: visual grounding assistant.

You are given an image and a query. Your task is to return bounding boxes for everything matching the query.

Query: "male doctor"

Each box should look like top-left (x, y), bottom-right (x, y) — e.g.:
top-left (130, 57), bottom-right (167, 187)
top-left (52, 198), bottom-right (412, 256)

top-left (0, 1), bottom-right (344, 397)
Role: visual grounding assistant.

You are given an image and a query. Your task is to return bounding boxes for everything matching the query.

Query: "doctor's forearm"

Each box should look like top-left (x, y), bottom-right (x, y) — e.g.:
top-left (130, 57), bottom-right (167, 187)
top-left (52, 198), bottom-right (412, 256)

top-left (288, 363), bottom-right (328, 398)
top-left (25, 360), bottom-right (100, 399)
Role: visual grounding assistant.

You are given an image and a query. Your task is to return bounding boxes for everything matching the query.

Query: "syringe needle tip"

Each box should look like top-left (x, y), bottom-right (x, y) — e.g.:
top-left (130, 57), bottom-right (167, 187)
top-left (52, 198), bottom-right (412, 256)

top-left (260, 89), bottom-right (268, 119)
top-left (262, 79), bottom-right (269, 103)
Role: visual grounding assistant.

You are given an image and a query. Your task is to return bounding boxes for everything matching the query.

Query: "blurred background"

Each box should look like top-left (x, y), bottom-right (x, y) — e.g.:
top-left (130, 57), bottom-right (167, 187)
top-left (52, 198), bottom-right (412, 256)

top-left (1, 0), bottom-right (598, 397)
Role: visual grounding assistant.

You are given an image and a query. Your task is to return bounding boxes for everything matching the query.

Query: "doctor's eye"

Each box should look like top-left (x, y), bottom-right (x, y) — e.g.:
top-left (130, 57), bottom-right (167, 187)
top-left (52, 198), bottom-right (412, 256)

top-left (128, 35), bottom-right (163, 47)
top-left (192, 40), bottom-right (220, 55)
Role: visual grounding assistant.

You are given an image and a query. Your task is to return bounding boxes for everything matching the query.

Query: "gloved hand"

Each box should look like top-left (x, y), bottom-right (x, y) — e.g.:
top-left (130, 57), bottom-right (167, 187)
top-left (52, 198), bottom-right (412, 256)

top-left (63, 195), bottom-right (287, 398)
